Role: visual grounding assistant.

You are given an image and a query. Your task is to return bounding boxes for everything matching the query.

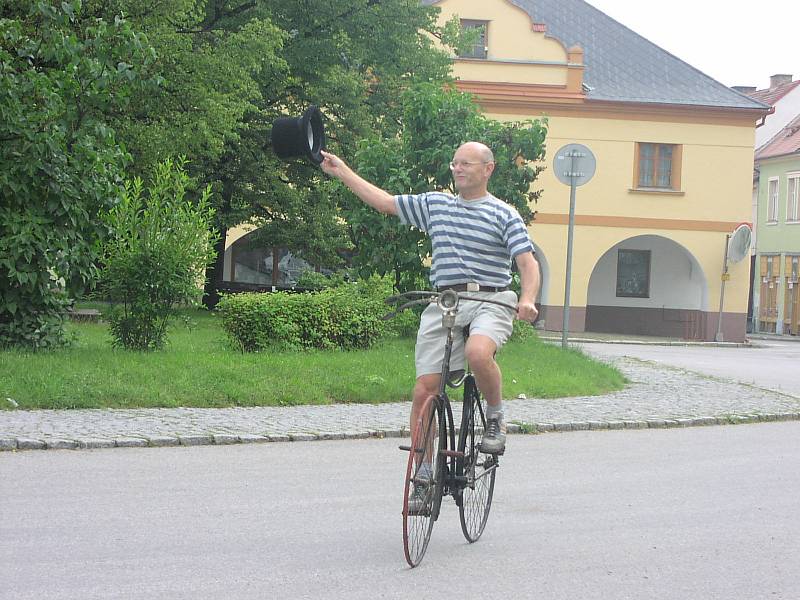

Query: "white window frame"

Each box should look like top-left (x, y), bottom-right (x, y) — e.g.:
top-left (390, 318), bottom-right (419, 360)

top-left (767, 177), bottom-right (779, 223)
top-left (787, 173), bottom-right (800, 223)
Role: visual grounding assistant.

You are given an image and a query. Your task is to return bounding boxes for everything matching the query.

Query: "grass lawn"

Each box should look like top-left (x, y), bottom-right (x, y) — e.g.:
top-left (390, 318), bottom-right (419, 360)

top-left (0, 310), bottom-right (626, 410)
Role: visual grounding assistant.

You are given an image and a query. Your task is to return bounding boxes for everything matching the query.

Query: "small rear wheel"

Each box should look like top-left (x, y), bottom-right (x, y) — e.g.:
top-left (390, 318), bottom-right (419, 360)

top-left (457, 380), bottom-right (496, 542)
top-left (402, 395), bottom-right (446, 567)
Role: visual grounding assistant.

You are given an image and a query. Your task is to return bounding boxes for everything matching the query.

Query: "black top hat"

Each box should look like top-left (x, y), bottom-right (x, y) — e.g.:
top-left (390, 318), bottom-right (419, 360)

top-left (271, 106), bottom-right (326, 165)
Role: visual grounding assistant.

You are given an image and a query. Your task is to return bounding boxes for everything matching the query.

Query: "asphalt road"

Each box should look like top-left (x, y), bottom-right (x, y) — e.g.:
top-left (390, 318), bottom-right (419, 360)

top-left (576, 339), bottom-right (800, 397)
top-left (2, 422), bottom-right (799, 599)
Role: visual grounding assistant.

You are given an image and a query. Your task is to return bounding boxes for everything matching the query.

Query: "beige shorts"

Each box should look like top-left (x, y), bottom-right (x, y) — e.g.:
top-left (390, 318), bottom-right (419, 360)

top-left (415, 290), bottom-right (517, 378)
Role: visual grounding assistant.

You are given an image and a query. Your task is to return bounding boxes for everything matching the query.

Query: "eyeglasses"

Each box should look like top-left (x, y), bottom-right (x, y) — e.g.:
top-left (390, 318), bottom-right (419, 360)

top-left (449, 160), bottom-right (490, 170)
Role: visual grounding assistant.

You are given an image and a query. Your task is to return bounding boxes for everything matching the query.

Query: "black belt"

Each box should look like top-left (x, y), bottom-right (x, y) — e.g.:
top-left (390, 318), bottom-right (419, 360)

top-left (436, 284), bottom-right (510, 293)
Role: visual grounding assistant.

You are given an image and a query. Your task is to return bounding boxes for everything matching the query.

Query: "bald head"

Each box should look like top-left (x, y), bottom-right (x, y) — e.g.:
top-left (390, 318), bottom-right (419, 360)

top-left (457, 141), bottom-right (494, 164)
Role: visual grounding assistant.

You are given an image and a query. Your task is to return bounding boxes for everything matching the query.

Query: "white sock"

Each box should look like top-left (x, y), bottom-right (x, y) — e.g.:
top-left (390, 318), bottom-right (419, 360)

top-left (486, 402), bottom-right (504, 421)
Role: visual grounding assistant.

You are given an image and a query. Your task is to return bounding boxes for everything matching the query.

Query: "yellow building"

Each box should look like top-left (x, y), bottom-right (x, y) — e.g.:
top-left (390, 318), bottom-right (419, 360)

top-left (425, 0), bottom-right (770, 341)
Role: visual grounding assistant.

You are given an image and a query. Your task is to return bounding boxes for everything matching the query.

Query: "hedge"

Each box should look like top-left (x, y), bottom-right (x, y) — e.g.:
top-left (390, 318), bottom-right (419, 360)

top-left (217, 277), bottom-right (401, 351)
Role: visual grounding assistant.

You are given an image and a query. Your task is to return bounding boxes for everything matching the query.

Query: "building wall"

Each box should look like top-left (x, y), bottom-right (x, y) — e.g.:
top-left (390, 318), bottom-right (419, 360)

top-left (483, 109), bottom-right (756, 340)
top-left (435, 0), bottom-right (567, 64)
top-left (755, 156), bottom-right (800, 253)
top-left (752, 155), bottom-right (800, 334)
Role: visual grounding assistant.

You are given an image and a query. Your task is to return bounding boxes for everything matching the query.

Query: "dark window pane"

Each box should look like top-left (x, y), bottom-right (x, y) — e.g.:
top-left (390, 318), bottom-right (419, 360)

top-left (616, 249), bottom-right (651, 298)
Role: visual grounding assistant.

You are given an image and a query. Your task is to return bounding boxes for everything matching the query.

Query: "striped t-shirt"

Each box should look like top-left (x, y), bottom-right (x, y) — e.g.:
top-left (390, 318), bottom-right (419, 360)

top-left (394, 191), bottom-right (534, 288)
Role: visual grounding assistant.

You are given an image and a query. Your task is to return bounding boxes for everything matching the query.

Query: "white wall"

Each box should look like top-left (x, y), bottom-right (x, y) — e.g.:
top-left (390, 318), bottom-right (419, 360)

top-left (587, 235), bottom-right (708, 310)
top-left (756, 85), bottom-right (800, 150)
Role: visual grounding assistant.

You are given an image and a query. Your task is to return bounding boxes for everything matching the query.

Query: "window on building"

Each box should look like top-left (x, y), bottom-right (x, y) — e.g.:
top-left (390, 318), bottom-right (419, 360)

top-left (459, 20), bottom-right (488, 59)
top-left (616, 249), bottom-right (651, 298)
top-left (787, 173), bottom-right (800, 222)
top-left (767, 177), bottom-right (779, 223)
top-left (634, 143), bottom-right (682, 190)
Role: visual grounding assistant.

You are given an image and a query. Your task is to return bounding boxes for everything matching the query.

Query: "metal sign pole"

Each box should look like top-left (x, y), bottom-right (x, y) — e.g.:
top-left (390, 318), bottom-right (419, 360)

top-left (562, 154), bottom-right (577, 349)
top-left (553, 143), bottom-right (596, 350)
top-left (715, 233), bottom-right (731, 342)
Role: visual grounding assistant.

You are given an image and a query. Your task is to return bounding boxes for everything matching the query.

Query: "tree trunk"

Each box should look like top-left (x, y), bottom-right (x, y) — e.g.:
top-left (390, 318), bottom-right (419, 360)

top-left (203, 226), bottom-right (227, 309)
top-left (203, 178), bottom-right (234, 310)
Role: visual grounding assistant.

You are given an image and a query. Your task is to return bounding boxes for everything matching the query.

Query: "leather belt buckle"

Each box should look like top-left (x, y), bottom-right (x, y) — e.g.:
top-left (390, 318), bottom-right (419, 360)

top-left (466, 282), bottom-right (480, 292)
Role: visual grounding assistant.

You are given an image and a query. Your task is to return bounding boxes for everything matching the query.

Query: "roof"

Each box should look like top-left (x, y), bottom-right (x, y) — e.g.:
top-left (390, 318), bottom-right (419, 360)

top-left (748, 80), bottom-right (800, 106)
top-left (424, 0), bottom-right (770, 111)
top-left (755, 114), bottom-right (800, 161)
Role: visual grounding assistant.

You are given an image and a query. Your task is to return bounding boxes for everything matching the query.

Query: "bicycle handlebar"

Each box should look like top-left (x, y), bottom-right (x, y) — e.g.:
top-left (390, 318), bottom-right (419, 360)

top-left (382, 290), bottom-right (518, 320)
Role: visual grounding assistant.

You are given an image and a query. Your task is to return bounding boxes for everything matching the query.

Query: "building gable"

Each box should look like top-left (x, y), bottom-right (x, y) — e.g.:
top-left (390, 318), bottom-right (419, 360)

top-left (425, 0), bottom-right (770, 113)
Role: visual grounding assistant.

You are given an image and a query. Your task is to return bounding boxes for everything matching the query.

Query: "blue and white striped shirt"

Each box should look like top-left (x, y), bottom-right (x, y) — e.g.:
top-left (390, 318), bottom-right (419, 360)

top-left (394, 192), bottom-right (534, 288)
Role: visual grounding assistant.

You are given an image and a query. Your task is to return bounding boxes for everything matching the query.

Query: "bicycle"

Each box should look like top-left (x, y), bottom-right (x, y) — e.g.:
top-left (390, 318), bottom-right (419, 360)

top-left (384, 289), bottom-right (518, 568)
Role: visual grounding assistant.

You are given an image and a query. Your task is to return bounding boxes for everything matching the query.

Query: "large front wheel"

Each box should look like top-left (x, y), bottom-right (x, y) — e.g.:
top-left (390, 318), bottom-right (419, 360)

top-left (402, 395), bottom-right (445, 567)
top-left (457, 380), bottom-right (496, 542)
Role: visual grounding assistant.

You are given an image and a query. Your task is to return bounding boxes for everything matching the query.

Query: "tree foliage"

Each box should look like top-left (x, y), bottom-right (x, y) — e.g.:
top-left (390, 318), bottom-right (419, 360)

top-left (81, 0), bottom-right (467, 303)
top-left (98, 158), bottom-right (217, 350)
top-left (342, 83), bottom-right (548, 290)
top-left (0, 0), bottom-right (155, 348)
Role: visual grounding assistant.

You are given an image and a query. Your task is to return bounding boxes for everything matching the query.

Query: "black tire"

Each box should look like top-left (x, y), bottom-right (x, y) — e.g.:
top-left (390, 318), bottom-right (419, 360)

top-left (402, 395), bottom-right (446, 567)
top-left (457, 379), bottom-right (496, 542)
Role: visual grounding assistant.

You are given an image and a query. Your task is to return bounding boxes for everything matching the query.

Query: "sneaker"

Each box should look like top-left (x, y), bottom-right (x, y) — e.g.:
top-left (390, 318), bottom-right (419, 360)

top-left (480, 416), bottom-right (507, 454)
top-left (407, 474), bottom-right (431, 516)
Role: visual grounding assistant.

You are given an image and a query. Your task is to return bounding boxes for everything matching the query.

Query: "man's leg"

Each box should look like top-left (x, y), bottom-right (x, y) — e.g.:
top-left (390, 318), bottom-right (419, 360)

top-left (465, 334), bottom-right (506, 453)
top-left (410, 373), bottom-right (441, 440)
top-left (464, 334), bottom-right (501, 405)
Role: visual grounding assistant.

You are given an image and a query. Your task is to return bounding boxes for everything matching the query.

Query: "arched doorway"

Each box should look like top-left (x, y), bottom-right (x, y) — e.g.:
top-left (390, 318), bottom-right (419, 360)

top-left (532, 242), bottom-right (550, 327)
top-left (585, 235), bottom-right (709, 339)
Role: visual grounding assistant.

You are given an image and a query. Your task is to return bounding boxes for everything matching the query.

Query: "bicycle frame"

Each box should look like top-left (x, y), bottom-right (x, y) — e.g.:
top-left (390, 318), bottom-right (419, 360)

top-left (395, 288), bottom-right (515, 565)
top-left (430, 290), bottom-right (501, 507)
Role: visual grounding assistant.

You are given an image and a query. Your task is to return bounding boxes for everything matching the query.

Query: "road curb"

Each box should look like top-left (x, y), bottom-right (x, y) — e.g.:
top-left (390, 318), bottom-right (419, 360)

top-left (2, 412), bottom-right (799, 453)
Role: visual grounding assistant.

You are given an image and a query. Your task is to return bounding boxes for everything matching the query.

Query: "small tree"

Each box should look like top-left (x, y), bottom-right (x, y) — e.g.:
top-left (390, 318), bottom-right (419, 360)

top-left (339, 83), bottom-right (548, 291)
top-left (98, 159), bottom-right (217, 350)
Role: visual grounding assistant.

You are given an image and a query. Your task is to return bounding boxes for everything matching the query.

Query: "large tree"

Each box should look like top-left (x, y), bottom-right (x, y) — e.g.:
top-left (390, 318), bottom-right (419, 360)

top-left (0, 1), bottom-right (155, 348)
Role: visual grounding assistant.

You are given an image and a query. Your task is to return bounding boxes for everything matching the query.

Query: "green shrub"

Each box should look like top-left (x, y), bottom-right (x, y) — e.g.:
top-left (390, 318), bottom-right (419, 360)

top-left (218, 276), bottom-right (397, 351)
top-left (97, 158), bottom-right (217, 350)
top-left (295, 269), bottom-right (349, 291)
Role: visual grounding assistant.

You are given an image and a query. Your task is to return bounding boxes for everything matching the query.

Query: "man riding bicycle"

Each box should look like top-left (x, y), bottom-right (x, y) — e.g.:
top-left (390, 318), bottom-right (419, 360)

top-left (320, 141), bottom-right (540, 458)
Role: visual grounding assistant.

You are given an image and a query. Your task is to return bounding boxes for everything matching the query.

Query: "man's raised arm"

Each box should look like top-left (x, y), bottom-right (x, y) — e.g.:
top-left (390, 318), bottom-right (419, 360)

top-left (320, 151), bottom-right (398, 215)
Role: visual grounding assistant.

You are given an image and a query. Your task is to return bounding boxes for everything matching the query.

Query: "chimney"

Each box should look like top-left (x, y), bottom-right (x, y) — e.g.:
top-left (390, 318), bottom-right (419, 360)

top-left (770, 74), bottom-right (793, 88)
top-left (732, 85), bottom-right (757, 94)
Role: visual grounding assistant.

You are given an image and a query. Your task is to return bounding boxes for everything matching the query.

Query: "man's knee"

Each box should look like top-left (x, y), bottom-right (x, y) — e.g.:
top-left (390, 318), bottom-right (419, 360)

top-left (465, 335), bottom-right (497, 368)
top-left (413, 373), bottom-right (440, 402)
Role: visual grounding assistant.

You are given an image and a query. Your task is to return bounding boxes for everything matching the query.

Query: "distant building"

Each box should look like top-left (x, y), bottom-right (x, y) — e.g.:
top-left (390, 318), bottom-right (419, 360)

top-left (751, 105), bottom-right (800, 335)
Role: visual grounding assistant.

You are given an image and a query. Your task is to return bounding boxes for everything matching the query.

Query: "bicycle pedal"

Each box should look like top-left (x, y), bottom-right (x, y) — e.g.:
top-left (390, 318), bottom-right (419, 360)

top-left (441, 449), bottom-right (464, 458)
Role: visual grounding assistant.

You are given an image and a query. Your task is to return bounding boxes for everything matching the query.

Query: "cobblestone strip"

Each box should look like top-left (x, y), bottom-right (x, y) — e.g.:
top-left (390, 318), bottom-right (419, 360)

top-left (1, 357), bottom-right (799, 452)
